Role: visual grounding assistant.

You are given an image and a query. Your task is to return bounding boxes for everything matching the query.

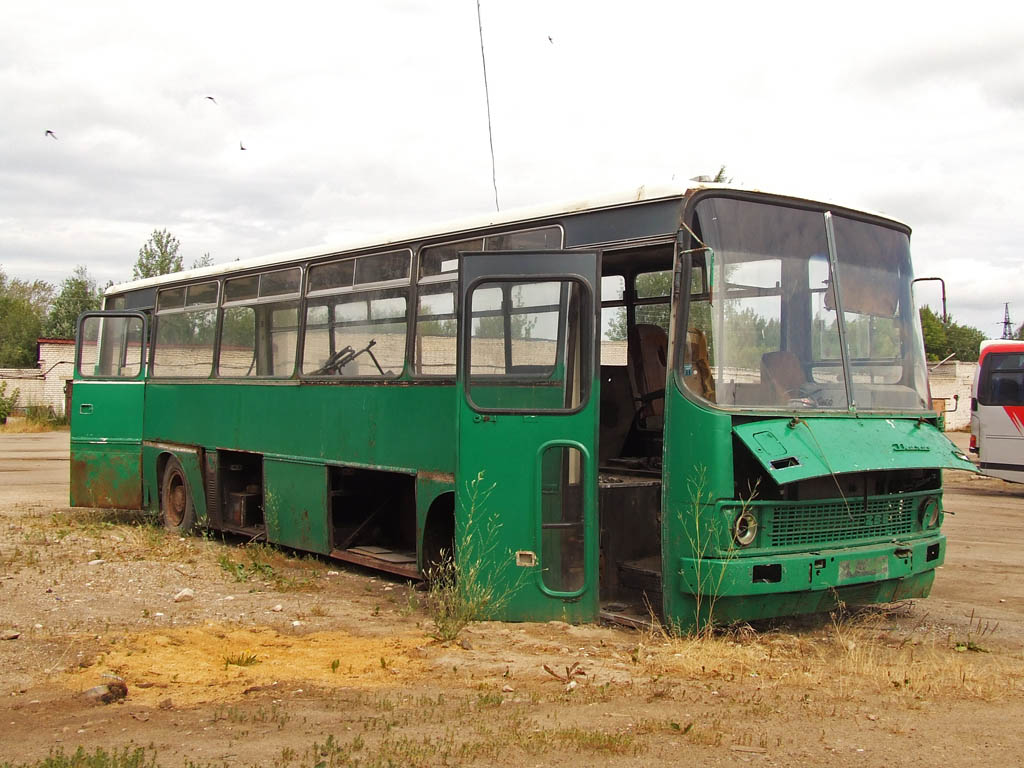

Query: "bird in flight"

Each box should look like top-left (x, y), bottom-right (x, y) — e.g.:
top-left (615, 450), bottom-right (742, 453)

top-left (205, 96), bottom-right (217, 104)
top-left (240, 141), bottom-right (247, 150)
top-left (45, 130), bottom-right (58, 140)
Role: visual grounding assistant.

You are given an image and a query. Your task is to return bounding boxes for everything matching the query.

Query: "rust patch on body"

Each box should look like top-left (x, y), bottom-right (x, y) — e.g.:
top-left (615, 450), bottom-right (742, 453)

top-left (70, 453), bottom-right (143, 510)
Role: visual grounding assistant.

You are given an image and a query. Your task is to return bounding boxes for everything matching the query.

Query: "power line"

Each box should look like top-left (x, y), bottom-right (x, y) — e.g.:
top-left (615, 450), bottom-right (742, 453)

top-left (476, 0), bottom-right (499, 212)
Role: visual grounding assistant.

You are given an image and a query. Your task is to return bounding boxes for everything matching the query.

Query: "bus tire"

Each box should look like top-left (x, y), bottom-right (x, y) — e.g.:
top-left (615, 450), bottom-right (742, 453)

top-left (161, 457), bottom-right (195, 533)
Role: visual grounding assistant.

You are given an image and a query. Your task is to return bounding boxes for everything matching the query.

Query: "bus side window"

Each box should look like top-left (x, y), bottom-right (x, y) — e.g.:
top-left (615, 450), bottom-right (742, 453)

top-left (152, 282), bottom-right (219, 378)
top-left (302, 288), bottom-right (408, 378)
top-left (415, 283), bottom-right (457, 376)
top-left (219, 270), bottom-right (300, 378)
top-left (991, 373), bottom-right (1024, 405)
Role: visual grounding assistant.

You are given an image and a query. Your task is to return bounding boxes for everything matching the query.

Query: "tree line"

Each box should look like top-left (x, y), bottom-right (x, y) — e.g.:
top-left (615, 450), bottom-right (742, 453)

top-left (0, 229), bottom-right (210, 367)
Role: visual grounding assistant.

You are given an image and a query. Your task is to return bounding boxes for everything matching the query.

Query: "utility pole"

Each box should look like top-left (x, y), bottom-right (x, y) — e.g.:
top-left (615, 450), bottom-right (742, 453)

top-left (1002, 303), bottom-right (1014, 339)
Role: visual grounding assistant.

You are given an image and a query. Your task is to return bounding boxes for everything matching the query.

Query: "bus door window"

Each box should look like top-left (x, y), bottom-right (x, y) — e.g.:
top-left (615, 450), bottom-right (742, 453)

top-left (466, 279), bottom-right (587, 412)
top-left (77, 314), bottom-right (146, 379)
top-left (540, 444), bottom-right (585, 594)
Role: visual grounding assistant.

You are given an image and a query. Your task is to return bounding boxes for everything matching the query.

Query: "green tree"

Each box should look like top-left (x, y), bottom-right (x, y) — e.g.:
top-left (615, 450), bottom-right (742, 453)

top-left (44, 266), bottom-right (102, 339)
top-left (191, 252), bottom-right (214, 270)
top-left (918, 306), bottom-right (947, 360)
top-left (945, 322), bottom-right (986, 362)
top-left (0, 381), bottom-right (20, 424)
top-left (918, 305), bottom-right (985, 362)
top-left (0, 268), bottom-right (52, 367)
top-left (606, 271), bottom-right (673, 341)
top-left (474, 286), bottom-right (538, 339)
top-left (133, 229), bottom-right (183, 279)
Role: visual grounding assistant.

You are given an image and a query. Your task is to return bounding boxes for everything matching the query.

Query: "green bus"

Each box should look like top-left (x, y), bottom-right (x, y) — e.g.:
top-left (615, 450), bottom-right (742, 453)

top-left (70, 183), bottom-right (976, 630)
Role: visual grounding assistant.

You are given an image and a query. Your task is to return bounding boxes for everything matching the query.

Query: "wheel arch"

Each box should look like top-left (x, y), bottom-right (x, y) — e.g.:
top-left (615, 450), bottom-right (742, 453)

top-left (153, 446), bottom-right (207, 525)
top-left (421, 491), bottom-right (455, 574)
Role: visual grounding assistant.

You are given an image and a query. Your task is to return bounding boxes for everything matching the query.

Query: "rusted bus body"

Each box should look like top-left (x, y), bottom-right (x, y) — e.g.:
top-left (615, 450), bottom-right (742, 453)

top-left (71, 184), bottom-right (975, 629)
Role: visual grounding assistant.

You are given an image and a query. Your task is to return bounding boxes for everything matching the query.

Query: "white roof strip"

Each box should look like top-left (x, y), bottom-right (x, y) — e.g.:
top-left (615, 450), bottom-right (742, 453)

top-left (107, 182), bottom-right (900, 296)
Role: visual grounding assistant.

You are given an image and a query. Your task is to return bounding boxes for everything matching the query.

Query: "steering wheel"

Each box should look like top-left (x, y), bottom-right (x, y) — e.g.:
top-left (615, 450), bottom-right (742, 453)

top-left (786, 383), bottom-right (830, 408)
top-left (312, 346), bottom-right (353, 376)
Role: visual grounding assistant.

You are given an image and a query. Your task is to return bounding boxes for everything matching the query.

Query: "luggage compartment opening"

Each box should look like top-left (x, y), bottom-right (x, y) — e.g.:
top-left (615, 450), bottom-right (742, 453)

top-left (216, 450), bottom-right (265, 532)
top-left (328, 466), bottom-right (418, 579)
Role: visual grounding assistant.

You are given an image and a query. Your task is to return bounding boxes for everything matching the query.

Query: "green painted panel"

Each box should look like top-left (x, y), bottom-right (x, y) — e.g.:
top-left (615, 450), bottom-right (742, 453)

top-left (264, 459), bottom-right (329, 554)
top-left (71, 381), bottom-right (145, 442)
top-left (457, 251), bottom-right (600, 623)
top-left (142, 382), bottom-right (454, 474)
top-left (70, 380), bottom-right (145, 509)
top-left (733, 416), bottom-right (977, 484)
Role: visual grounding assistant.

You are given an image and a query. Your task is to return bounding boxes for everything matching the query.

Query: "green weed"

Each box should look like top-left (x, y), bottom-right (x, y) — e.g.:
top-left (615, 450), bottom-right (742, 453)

top-left (0, 746), bottom-right (157, 768)
top-left (425, 471), bottom-right (520, 642)
top-left (223, 650), bottom-right (260, 668)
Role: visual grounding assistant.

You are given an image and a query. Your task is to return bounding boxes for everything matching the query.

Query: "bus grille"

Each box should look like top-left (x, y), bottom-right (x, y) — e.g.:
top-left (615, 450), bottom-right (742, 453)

top-left (769, 497), bottom-right (916, 548)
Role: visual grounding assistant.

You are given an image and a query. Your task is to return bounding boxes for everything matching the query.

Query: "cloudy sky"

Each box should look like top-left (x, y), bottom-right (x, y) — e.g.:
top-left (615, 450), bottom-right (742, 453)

top-left (2, 1), bottom-right (1022, 334)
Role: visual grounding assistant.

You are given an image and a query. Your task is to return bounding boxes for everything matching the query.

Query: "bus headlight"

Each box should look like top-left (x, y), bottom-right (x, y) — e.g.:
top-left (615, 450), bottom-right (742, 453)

top-left (732, 510), bottom-right (758, 547)
top-left (919, 496), bottom-right (941, 529)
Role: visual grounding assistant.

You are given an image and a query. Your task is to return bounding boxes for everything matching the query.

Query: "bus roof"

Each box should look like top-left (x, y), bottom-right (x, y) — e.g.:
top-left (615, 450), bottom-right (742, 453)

top-left (978, 339), bottom-right (1024, 364)
top-left (106, 181), bottom-right (905, 296)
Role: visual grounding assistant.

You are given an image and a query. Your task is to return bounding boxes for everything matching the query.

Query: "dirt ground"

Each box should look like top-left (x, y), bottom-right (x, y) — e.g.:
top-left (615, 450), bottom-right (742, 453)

top-left (1, 431), bottom-right (1023, 767)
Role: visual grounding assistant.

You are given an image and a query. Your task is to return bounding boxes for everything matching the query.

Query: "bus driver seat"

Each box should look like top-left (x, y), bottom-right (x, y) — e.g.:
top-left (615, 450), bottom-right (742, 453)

top-left (629, 323), bottom-right (668, 429)
top-left (761, 350), bottom-right (806, 404)
top-left (684, 328), bottom-right (716, 401)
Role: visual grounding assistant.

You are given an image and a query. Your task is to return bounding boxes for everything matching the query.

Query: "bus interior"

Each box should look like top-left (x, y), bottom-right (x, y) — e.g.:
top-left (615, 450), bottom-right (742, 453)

top-left (596, 242), bottom-right (675, 624)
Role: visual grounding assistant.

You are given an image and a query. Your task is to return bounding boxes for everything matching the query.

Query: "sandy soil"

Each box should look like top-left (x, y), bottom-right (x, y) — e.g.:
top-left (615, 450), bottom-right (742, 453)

top-left (0, 431), bottom-right (1022, 767)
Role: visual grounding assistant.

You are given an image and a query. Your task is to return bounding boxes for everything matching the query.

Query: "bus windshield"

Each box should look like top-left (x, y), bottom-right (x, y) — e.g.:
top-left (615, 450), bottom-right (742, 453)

top-left (685, 197), bottom-right (929, 412)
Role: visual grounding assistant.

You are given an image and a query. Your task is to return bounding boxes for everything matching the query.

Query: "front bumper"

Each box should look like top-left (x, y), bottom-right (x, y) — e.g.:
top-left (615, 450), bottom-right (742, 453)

top-left (677, 534), bottom-right (944, 598)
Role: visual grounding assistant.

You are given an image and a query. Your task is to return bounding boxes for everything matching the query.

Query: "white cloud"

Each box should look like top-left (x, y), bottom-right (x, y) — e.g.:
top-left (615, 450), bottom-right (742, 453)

top-left (1, 0), bottom-right (1022, 336)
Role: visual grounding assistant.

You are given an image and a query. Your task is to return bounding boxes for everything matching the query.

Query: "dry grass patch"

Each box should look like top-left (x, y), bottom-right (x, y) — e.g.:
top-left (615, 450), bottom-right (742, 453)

top-left (0, 417), bottom-right (68, 433)
top-left (633, 612), bottom-right (1024, 705)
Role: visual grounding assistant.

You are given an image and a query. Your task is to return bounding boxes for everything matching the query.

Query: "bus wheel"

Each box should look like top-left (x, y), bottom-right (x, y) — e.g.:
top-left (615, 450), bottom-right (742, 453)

top-left (161, 457), bottom-right (195, 533)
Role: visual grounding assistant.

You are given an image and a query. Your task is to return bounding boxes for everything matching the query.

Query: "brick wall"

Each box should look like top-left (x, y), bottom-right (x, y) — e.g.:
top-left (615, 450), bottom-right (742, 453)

top-left (0, 339), bottom-right (75, 417)
top-left (928, 360), bottom-right (977, 431)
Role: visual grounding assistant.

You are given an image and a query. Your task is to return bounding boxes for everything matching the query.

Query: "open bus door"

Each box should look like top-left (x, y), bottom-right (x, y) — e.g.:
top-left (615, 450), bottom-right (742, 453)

top-left (70, 311), bottom-right (148, 509)
top-left (456, 251), bottom-right (600, 622)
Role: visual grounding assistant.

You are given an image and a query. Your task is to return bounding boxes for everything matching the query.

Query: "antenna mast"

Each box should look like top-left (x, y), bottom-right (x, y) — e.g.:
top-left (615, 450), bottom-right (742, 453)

top-left (1003, 303), bottom-right (1014, 340)
top-left (476, 0), bottom-right (500, 212)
